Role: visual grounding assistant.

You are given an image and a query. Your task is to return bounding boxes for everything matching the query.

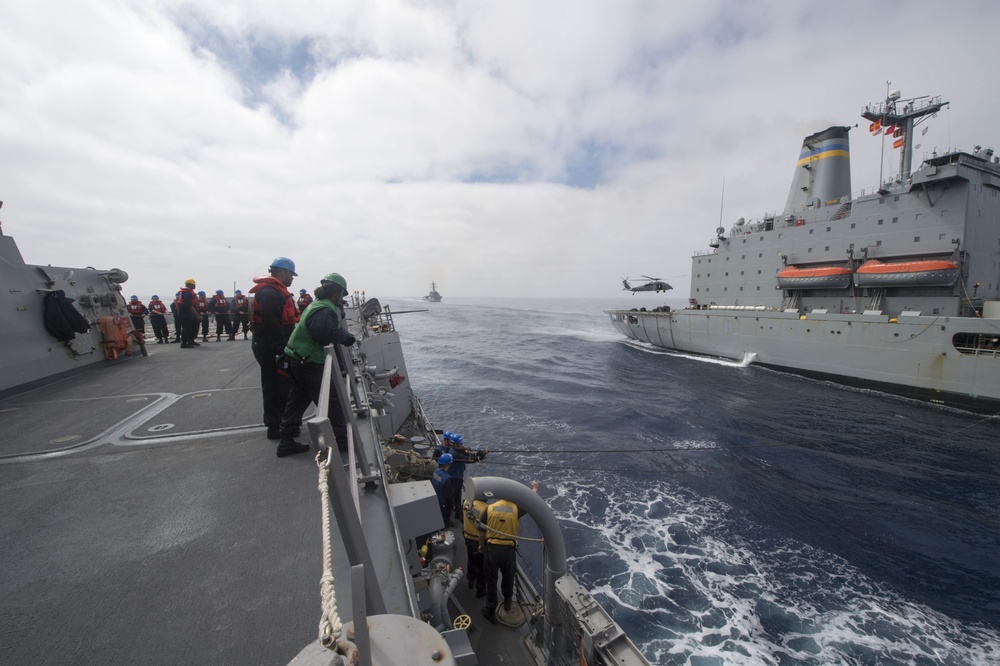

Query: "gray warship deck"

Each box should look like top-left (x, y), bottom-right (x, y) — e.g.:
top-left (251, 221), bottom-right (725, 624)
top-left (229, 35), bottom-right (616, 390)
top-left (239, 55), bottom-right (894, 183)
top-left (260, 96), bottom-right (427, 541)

top-left (0, 338), bottom-right (554, 665)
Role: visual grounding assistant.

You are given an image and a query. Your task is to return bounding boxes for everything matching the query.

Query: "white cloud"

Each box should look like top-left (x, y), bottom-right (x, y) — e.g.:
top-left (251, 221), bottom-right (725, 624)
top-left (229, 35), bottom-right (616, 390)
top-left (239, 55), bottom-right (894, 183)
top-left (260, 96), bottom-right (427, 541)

top-left (1, 0), bottom-right (997, 300)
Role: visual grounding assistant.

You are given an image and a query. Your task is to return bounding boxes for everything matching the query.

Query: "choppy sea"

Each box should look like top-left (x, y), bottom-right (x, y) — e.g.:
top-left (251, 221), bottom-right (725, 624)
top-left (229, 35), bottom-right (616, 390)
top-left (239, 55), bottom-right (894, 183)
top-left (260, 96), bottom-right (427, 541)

top-left (389, 296), bottom-right (1000, 666)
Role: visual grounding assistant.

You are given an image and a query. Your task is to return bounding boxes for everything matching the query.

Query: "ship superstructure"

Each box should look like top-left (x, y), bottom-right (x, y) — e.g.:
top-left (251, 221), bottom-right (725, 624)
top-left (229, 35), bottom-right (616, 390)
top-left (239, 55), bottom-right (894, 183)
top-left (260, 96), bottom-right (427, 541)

top-left (607, 91), bottom-right (1000, 413)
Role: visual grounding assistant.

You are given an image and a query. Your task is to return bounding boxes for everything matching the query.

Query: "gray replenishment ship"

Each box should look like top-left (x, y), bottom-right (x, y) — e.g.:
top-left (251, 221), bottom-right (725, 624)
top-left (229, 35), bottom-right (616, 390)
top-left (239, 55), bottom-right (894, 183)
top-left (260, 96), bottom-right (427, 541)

top-left (0, 214), bottom-right (647, 664)
top-left (607, 90), bottom-right (1000, 414)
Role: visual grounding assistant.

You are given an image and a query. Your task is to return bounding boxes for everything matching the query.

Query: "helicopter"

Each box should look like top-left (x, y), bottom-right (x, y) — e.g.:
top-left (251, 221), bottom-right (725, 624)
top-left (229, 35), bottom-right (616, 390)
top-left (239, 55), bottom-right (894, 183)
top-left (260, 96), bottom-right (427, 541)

top-left (622, 275), bottom-right (673, 294)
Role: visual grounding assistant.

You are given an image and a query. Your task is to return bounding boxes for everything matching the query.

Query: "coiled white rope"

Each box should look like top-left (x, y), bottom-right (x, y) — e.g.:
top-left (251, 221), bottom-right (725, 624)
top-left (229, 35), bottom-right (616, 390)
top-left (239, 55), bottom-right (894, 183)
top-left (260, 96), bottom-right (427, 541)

top-left (316, 450), bottom-right (343, 647)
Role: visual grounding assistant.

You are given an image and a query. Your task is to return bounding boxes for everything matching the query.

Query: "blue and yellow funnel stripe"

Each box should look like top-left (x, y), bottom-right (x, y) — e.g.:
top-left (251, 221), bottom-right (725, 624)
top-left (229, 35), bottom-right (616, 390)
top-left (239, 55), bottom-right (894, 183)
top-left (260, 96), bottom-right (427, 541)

top-left (797, 141), bottom-right (850, 167)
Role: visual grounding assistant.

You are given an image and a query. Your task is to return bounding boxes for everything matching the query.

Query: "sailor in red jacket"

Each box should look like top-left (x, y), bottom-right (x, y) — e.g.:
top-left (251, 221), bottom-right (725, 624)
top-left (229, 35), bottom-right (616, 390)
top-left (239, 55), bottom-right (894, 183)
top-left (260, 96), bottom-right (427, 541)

top-left (232, 289), bottom-right (250, 339)
top-left (178, 280), bottom-right (200, 348)
top-left (296, 288), bottom-right (313, 313)
top-left (147, 295), bottom-right (170, 343)
top-left (210, 290), bottom-right (235, 341)
top-left (249, 257), bottom-right (299, 440)
top-left (195, 291), bottom-right (210, 341)
top-left (126, 295), bottom-right (148, 333)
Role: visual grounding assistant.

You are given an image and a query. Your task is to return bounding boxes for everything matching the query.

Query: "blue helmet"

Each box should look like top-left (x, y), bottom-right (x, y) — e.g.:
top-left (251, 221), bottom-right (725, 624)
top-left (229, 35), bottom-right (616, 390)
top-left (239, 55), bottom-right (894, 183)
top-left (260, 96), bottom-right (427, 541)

top-left (438, 453), bottom-right (453, 465)
top-left (216, 290), bottom-right (224, 295)
top-left (151, 294), bottom-right (159, 299)
top-left (443, 431), bottom-right (453, 441)
top-left (270, 256), bottom-right (297, 276)
top-left (198, 291), bottom-right (206, 296)
top-left (130, 295), bottom-right (138, 300)
top-left (453, 434), bottom-right (465, 445)
top-left (300, 288), bottom-right (307, 294)
top-left (235, 289), bottom-right (242, 295)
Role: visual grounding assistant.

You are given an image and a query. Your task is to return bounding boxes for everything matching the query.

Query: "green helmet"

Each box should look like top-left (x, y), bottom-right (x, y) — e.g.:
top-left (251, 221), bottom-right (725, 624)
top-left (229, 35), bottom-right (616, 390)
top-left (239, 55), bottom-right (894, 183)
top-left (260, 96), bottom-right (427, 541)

top-left (322, 273), bottom-right (347, 290)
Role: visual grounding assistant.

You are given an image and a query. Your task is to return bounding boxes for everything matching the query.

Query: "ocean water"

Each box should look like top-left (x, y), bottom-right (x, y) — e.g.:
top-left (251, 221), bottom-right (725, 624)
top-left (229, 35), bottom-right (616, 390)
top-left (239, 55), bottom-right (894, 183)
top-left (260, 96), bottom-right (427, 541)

top-left (388, 296), bottom-right (1000, 666)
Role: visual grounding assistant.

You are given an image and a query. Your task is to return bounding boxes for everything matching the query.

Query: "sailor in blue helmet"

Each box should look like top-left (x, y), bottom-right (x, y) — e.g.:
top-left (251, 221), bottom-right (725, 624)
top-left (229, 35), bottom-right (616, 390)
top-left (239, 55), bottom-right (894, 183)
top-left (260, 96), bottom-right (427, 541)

top-left (447, 434), bottom-right (468, 522)
top-left (296, 287), bottom-right (313, 314)
top-left (232, 289), bottom-right (250, 339)
top-left (209, 289), bottom-right (234, 341)
top-left (431, 453), bottom-right (456, 526)
top-left (147, 294), bottom-right (170, 343)
top-left (126, 295), bottom-right (148, 334)
top-left (195, 290), bottom-right (210, 341)
top-left (249, 257), bottom-right (299, 441)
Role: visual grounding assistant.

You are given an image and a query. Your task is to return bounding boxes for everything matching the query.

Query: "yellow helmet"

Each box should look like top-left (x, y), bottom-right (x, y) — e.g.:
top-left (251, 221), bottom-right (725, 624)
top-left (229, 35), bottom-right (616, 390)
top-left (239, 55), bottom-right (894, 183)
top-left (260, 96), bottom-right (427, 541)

top-left (184, 278), bottom-right (196, 286)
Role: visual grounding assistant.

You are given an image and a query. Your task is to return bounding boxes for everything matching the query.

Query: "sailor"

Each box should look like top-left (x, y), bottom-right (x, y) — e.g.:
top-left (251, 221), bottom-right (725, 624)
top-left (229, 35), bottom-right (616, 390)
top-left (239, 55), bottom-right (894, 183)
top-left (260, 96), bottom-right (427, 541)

top-left (170, 292), bottom-right (182, 343)
top-left (462, 496), bottom-right (488, 598)
top-left (147, 295), bottom-right (170, 343)
top-left (178, 280), bottom-right (201, 348)
top-left (126, 295), bottom-right (148, 333)
top-left (431, 453), bottom-right (455, 526)
top-left (249, 257), bottom-right (299, 441)
top-left (232, 289), bottom-right (250, 339)
top-left (479, 481), bottom-right (538, 625)
top-left (447, 434), bottom-right (468, 521)
top-left (296, 288), bottom-right (313, 313)
top-left (210, 290), bottom-right (234, 341)
top-left (276, 273), bottom-right (356, 457)
top-left (195, 291), bottom-right (210, 341)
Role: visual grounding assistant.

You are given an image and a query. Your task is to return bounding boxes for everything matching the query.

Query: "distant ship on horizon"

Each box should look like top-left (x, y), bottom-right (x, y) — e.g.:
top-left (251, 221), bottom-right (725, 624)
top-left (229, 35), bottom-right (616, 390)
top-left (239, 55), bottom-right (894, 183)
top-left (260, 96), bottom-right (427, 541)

top-left (422, 281), bottom-right (442, 302)
top-left (608, 89), bottom-right (1000, 414)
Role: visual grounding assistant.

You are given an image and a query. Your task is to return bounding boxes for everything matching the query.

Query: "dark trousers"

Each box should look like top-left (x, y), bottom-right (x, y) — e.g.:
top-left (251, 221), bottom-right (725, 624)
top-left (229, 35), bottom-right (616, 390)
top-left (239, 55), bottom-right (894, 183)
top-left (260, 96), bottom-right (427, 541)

top-left (150, 314), bottom-right (169, 341)
top-left (181, 315), bottom-right (199, 345)
top-left (199, 314), bottom-right (209, 338)
top-left (252, 338), bottom-right (290, 430)
top-left (233, 313), bottom-right (249, 335)
top-left (451, 476), bottom-right (464, 519)
top-left (484, 543), bottom-right (516, 610)
top-left (129, 315), bottom-right (145, 332)
top-left (214, 313), bottom-right (232, 338)
top-left (172, 315), bottom-right (181, 340)
top-left (280, 360), bottom-right (348, 449)
top-left (465, 537), bottom-right (486, 593)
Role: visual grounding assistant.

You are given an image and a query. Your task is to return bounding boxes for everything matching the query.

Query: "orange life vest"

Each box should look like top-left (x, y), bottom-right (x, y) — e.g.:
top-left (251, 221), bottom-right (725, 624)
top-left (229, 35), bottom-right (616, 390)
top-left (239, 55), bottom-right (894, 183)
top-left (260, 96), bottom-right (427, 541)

top-left (249, 276), bottom-right (297, 326)
top-left (126, 301), bottom-right (144, 315)
top-left (149, 300), bottom-right (167, 315)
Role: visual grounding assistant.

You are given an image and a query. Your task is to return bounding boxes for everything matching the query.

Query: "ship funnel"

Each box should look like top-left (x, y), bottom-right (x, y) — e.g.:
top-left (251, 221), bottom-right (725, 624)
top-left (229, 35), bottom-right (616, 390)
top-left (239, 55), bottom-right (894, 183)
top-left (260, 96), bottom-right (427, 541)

top-left (783, 126), bottom-right (852, 215)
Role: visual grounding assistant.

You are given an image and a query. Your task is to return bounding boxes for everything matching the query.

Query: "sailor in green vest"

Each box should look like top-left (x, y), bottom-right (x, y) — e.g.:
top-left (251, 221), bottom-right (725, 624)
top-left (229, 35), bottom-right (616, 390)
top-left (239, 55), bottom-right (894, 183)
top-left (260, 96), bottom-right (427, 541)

top-left (275, 273), bottom-right (356, 458)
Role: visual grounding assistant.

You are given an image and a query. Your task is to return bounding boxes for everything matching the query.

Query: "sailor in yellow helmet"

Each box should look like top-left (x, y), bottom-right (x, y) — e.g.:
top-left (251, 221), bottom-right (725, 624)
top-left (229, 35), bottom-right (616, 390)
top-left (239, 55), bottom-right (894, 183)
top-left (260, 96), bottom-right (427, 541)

top-left (478, 494), bottom-right (522, 624)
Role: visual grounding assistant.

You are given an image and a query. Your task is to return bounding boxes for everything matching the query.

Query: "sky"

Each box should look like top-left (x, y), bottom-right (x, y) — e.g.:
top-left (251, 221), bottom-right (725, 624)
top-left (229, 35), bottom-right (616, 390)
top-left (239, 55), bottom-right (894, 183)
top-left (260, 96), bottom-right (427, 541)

top-left (1, 1), bottom-right (998, 300)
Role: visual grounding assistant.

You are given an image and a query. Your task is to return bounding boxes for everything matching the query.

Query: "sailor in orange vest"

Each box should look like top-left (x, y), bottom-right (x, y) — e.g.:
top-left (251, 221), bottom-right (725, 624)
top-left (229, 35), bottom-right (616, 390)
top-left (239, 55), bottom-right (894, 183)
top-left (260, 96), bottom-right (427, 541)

top-left (126, 295), bottom-right (148, 333)
top-left (178, 280), bottom-right (201, 348)
top-left (249, 257), bottom-right (299, 440)
top-left (147, 295), bottom-right (170, 343)
top-left (210, 290), bottom-right (234, 341)
top-left (232, 289), bottom-right (250, 339)
top-left (195, 291), bottom-right (210, 341)
top-left (296, 288), bottom-right (313, 313)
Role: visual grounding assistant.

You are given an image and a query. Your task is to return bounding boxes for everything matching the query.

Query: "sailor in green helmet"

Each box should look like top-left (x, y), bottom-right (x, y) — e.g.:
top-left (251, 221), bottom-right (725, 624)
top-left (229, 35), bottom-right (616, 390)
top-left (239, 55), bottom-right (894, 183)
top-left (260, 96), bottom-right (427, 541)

top-left (275, 273), bottom-right (356, 457)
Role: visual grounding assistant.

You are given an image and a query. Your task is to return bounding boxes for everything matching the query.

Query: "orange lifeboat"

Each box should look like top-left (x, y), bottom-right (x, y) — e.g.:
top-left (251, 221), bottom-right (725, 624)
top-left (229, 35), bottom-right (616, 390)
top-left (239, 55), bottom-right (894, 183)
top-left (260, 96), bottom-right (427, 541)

top-left (777, 265), bottom-right (852, 290)
top-left (854, 259), bottom-right (959, 288)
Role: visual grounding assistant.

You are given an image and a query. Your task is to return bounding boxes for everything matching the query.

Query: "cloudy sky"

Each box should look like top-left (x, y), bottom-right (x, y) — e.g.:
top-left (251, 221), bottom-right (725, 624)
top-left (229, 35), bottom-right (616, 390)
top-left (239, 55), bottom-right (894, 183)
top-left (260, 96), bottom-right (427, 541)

top-left (1, 1), bottom-right (997, 300)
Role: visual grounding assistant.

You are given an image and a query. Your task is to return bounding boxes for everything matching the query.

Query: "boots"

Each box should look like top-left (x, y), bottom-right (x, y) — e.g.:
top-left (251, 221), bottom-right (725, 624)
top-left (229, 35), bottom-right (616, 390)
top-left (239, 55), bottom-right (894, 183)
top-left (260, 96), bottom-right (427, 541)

top-left (276, 432), bottom-right (309, 458)
top-left (481, 606), bottom-right (497, 625)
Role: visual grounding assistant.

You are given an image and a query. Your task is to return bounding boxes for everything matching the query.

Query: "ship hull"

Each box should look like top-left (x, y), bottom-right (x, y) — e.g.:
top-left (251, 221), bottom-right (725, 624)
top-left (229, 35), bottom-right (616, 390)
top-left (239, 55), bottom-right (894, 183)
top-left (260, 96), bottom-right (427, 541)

top-left (607, 308), bottom-right (1000, 413)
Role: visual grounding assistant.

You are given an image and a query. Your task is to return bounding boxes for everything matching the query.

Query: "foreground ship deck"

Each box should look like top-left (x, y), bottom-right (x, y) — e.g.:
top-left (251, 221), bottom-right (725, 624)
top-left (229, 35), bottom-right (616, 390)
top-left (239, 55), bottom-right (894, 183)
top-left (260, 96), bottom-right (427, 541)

top-left (2, 316), bottom-right (646, 665)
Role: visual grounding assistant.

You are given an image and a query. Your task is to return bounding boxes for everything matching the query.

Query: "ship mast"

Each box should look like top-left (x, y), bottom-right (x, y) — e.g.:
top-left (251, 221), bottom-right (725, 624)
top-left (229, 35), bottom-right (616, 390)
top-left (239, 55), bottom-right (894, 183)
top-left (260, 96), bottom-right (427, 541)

top-left (862, 90), bottom-right (947, 181)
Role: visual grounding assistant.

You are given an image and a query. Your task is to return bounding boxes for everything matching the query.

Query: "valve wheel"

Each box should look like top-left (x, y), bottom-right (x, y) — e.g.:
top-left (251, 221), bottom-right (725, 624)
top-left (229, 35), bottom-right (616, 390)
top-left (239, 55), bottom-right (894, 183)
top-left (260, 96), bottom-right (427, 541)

top-left (453, 614), bottom-right (472, 630)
